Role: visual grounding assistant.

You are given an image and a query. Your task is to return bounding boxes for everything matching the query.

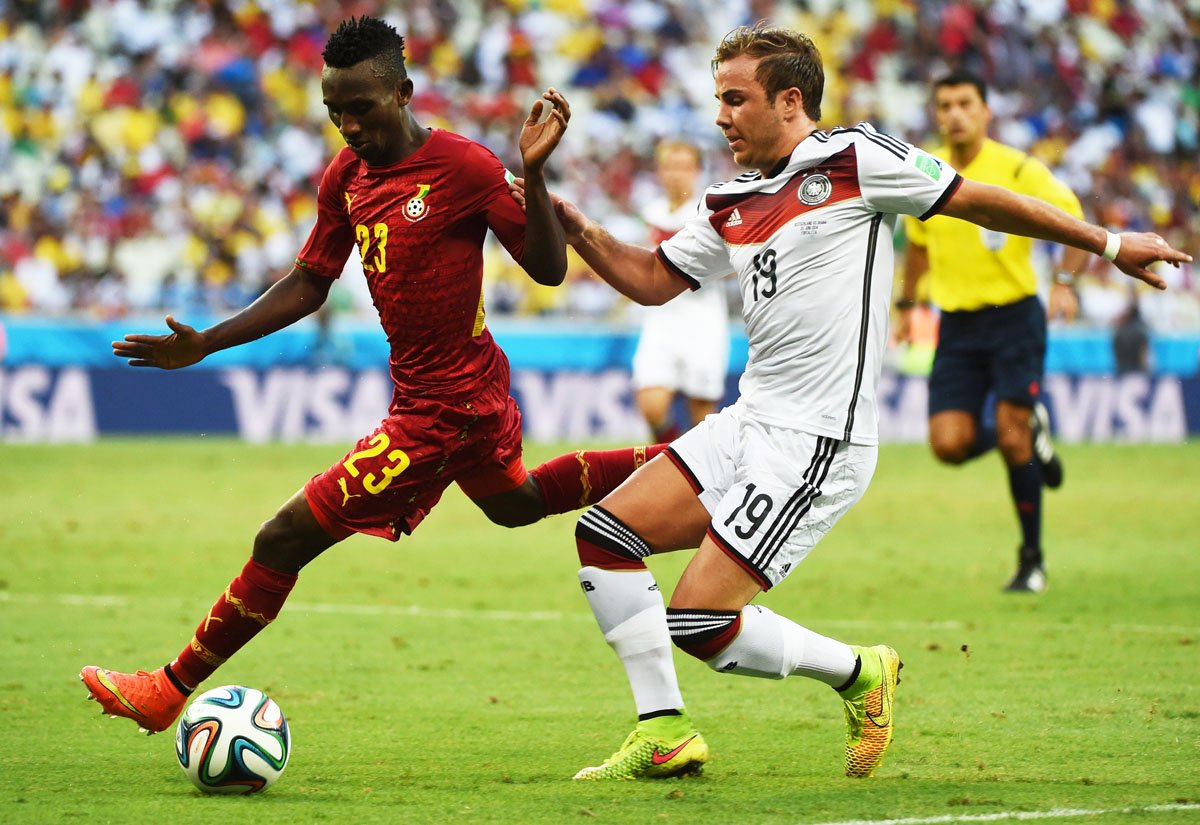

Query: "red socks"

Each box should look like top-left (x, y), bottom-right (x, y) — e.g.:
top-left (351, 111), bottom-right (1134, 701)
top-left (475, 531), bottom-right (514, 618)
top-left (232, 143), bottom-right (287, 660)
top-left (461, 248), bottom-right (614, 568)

top-left (531, 444), bottom-right (667, 516)
top-left (171, 558), bottom-right (297, 689)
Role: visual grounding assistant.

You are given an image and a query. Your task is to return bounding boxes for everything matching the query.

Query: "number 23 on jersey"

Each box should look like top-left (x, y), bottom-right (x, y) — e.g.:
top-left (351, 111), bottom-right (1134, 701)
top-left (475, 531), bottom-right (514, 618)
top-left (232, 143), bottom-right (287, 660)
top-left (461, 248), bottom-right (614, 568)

top-left (356, 223), bottom-right (389, 274)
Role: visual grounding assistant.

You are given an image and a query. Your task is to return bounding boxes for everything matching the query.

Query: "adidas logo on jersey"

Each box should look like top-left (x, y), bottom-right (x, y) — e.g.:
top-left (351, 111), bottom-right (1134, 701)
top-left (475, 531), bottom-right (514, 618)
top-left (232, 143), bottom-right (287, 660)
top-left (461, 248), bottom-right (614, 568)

top-left (725, 208), bottom-right (743, 228)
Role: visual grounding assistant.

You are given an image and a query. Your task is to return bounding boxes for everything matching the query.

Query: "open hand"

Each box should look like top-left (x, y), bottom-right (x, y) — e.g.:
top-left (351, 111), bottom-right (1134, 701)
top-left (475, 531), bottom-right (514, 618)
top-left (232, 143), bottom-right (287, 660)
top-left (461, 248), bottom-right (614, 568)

top-left (552, 195), bottom-right (588, 244)
top-left (519, 87), bottom-right (570, 176)
top-left (112, 314), bottom-right (208, 369)
top-left (507, 176), bottom-right (527, 210)
top-left (1114, 233), bottom-right (1192, 289)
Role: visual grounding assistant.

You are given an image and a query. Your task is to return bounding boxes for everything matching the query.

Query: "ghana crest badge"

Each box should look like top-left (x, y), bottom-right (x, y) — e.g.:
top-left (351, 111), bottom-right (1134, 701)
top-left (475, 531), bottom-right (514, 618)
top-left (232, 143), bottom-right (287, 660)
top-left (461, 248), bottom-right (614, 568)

top-left (404, 184), bottom-right (432, 222)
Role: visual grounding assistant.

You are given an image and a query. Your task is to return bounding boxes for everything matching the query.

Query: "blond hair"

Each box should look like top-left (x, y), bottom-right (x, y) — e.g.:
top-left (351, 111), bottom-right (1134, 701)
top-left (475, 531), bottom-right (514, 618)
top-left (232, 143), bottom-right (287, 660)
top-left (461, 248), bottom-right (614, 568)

top-left (654, 139), bottom-right (703, 168)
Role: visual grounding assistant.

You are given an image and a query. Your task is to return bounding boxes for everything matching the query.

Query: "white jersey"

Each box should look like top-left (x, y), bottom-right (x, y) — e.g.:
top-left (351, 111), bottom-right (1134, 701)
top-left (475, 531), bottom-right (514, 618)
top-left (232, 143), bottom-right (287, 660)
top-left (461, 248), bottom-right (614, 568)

top-left (641, 195), bottom-right (695, 238)
top-left (633, 195), bottom-right (731, 398)
top-left (639, 196), bottom-right (729, 328)
top-left (658, 123), bottom-right (961, 444)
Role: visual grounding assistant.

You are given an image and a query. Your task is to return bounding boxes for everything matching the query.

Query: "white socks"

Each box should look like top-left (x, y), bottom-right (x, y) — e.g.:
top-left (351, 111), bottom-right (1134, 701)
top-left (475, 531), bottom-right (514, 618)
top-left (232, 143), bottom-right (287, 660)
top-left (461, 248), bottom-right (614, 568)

top-left (580, 562), bottom-right (857, 711)
top-left (579, 566), bottom-right (683, 716)
top-left (705, 604), bottom-right (857, 687)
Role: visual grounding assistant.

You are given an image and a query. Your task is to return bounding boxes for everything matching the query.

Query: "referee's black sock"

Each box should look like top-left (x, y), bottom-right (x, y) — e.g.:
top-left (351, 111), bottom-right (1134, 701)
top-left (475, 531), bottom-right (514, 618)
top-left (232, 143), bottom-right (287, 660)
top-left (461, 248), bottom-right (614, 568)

top-left (1008, 459), bottom-right (1043, 555)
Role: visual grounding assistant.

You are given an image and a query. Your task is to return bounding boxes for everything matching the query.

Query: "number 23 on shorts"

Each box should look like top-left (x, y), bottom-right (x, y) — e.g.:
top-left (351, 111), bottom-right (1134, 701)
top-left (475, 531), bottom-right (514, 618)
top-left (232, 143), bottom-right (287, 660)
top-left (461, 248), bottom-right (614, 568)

top-left (341, 432), bottom-right (411, 495)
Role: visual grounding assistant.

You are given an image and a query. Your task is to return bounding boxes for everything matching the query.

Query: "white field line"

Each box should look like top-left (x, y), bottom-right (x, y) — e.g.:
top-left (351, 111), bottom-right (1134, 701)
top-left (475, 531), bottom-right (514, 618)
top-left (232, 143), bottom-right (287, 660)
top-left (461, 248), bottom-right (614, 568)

top-left (804, 802), bottom-right (1200, 825)
top-left (1, 591), bottom-right (1198, 636)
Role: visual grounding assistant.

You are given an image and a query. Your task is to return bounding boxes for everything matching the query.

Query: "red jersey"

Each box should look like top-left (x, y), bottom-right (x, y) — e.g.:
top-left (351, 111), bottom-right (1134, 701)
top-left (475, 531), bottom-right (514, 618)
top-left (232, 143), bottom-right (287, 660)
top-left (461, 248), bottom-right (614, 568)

top-left (295, 129), bottom-right (527, 400)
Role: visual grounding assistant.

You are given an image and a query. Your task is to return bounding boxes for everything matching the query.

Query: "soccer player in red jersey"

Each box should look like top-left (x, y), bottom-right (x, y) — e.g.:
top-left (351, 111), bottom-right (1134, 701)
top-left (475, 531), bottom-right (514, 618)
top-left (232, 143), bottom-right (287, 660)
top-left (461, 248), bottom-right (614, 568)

top-left (81, 15), bottom-right (666, 735)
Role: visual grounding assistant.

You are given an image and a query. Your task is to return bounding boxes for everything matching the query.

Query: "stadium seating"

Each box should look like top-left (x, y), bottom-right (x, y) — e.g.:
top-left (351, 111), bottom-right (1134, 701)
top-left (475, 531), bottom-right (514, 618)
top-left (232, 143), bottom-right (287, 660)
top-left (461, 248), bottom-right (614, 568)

top-left (0, 1), bottom-right (1196, 331)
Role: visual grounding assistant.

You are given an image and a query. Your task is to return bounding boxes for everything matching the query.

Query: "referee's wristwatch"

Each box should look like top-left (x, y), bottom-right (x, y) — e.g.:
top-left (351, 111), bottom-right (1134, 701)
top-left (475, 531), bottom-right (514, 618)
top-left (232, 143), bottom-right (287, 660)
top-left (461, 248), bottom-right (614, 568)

top-left (1053, 271), bottom-right (1075, 286)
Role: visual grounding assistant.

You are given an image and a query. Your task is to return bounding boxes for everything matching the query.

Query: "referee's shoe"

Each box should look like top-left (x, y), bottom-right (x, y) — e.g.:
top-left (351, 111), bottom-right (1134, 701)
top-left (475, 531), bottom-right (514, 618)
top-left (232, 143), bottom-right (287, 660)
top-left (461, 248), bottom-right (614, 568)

top-left (1031, 401), bottom-right (1063, 489)
top-left (1005, 545), bottom-right (1048, 593)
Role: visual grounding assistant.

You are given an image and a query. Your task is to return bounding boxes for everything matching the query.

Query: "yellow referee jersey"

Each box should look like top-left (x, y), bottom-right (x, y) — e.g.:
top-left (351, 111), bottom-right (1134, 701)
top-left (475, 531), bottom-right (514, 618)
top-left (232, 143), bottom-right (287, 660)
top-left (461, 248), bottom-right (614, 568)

top-left (904, 138), bottom-right (1083, 312)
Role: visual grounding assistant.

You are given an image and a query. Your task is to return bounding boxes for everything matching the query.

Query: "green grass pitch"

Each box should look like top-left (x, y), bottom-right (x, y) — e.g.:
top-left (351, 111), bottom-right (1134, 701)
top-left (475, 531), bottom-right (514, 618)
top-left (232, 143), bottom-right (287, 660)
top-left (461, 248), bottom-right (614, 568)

top-left (1, 439), bottom-right (1198, 824)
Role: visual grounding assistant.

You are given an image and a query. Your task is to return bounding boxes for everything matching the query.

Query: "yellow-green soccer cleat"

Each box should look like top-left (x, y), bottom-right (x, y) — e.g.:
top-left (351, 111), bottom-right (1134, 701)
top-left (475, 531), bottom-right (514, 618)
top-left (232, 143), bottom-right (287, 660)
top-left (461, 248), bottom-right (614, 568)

top-left (574, 723), bottom-right (709, 780)
top-left (840, 644), bottom-right (902, 778)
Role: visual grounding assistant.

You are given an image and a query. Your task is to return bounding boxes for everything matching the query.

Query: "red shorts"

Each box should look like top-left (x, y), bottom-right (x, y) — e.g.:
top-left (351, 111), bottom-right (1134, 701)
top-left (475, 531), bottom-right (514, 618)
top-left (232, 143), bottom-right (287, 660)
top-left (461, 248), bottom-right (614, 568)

top-left (304, 393), bottom-right (527, 541)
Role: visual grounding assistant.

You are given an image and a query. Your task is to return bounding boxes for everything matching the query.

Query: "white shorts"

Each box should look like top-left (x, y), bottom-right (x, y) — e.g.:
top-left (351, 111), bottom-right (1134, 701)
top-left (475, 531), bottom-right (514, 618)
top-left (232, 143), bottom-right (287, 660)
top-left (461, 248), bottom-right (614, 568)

top-left (631, 302), bottom-right (730, 401)
top-left (667, 401), bottom-right (877, 590)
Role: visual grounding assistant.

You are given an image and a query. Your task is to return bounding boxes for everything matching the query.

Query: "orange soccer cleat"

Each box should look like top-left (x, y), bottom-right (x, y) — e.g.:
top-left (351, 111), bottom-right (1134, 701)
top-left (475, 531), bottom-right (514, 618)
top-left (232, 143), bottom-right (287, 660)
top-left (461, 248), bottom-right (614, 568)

top-left (80, 665), bottom-right (189, 735)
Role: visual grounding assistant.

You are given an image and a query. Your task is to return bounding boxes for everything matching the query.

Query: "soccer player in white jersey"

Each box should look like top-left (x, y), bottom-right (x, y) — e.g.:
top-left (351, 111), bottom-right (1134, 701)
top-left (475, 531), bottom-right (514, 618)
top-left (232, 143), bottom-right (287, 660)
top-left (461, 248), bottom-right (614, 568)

top-left (546, 24), bottom-right (1188, 781)
top-left (632, 140), bottom-right (731, 442)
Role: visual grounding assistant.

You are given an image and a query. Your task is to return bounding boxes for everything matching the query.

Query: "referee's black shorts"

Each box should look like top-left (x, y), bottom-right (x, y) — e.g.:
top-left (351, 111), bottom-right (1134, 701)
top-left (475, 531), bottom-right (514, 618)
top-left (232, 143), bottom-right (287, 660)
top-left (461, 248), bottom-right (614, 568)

top-left (928, 294), bottom-right (1047, 417)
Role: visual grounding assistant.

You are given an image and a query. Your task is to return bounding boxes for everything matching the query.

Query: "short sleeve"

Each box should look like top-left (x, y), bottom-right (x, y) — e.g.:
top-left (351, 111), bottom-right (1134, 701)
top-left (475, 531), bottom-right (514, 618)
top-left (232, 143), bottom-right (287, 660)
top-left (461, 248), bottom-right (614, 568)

top-left (459, 141), bottom-right (527, 263)
top-left (656, 208), bottom-right (733, 290)
top-left (1014, 156), bottom-right (1084, 219)
top-left (852, 125), bottom-right (962, 220)
top-left (295, 157), bottom-right (355, 278)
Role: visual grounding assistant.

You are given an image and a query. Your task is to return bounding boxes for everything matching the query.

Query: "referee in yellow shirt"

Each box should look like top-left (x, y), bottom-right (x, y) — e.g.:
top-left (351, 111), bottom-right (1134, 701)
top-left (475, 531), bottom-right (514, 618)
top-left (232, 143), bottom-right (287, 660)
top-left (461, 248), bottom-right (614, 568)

top-left (896, 71), bottom-right (1086, 593)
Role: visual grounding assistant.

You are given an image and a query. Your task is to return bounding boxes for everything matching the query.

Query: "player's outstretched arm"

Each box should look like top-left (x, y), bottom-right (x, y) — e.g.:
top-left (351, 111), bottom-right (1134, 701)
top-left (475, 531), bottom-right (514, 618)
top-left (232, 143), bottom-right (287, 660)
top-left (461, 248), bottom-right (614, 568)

top-left (556, 196), bottom-right (687, 307)
top-left (517, 87), bottom-right (571, 286)
top-left (940, 179), bottom-right (1191, 289)
top-left (112, 266), bottom-right (334, 369)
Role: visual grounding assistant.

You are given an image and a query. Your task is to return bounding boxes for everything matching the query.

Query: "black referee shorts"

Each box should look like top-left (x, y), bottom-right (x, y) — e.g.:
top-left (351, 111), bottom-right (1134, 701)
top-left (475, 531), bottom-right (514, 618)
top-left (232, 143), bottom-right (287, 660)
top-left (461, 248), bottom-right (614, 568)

top-left (928, 295), bottom-right (1047, 417)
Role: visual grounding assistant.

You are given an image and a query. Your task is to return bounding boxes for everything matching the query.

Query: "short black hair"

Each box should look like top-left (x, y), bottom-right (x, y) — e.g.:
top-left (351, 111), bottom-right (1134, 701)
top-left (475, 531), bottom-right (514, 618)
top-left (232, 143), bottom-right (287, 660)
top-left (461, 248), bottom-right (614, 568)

top-left (322, 16), bottom-right (407, 86)
top-left (933, 69), bottom-right (987, 103)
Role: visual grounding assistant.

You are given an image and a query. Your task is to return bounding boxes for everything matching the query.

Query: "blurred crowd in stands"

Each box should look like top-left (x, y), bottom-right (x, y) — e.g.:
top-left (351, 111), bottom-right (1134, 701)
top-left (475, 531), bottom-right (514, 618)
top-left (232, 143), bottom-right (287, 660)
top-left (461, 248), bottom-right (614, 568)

top-left (1, 0), bottom-right (1197, 337)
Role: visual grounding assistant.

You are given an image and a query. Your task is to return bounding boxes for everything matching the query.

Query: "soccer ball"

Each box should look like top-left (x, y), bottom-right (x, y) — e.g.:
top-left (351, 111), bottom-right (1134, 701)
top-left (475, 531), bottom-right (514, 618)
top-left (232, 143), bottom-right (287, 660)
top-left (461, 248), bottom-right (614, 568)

top-left (175, 685), bottom-right (290, 794)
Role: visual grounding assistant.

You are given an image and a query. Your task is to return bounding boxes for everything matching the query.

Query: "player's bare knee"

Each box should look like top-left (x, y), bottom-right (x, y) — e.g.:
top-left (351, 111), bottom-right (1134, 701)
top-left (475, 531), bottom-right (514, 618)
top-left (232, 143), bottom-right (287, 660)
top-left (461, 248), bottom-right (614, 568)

top-left (996, 428), bottom-right (1032, 465)
top-left (483, 506), bottom-right (537, 529)
top-left (930, 437), bottom-right (969, 465)
top-left (252, 502), bottom-right (331, 572)
top-left (252, 513), bottom-right (297, 566)
top-left (254, 506), bottom-right (289, 543)
top-left (474, 483), bottom-right (543, 529)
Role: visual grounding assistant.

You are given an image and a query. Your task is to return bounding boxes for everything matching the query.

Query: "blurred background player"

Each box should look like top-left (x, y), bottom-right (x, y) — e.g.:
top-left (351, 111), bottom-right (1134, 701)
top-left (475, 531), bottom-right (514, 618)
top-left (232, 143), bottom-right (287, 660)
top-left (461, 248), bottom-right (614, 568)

top-left (895, 70), bottom-right (1086, 593)
top-left (79, 16), bottom-right (663, 736)
top-left (631, 140), bottom-right (731, 442)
